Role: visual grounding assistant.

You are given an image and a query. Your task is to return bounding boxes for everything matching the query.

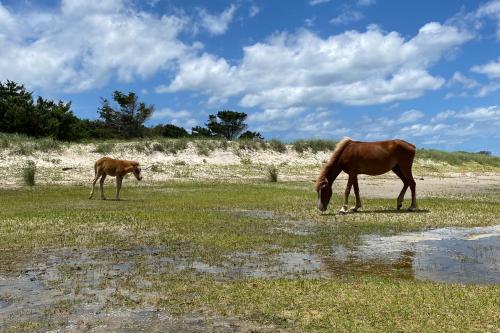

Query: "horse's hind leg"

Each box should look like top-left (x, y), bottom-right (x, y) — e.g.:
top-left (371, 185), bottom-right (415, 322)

top-left (400, 165), bottom-right (417, 211)
top-left (340, 175), bottom-right (354, 214)
top-left (89, 169), bottom-right (101, 199)
top-left (99, 174), bottom-right (107, 200)
top-left (392, 165), bottom-right (409, 210)
top-left (115, 175), bottom-right (123, 200)
top-left (351, 175), bottom-right (362, 212)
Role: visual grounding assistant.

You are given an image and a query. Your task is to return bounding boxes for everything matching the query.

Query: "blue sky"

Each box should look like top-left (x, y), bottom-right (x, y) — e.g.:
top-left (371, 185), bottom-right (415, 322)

top-left (1, 0), bottom-right (499, 154)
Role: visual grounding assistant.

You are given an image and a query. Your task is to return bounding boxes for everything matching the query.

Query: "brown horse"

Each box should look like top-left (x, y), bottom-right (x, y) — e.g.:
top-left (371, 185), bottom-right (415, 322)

top-left (315, 137), bottom-right (417, 213)
top-left (89, 157), bottom-right (142, 200)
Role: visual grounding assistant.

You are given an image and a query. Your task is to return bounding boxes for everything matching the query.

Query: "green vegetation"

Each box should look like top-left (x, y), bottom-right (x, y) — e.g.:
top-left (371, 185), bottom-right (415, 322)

top-left (293, 139), bottom-right (338, 153)
top-left (416, 148), bottom-right (500, 167)
top-left (21, 160), bottom-right (36, 186)
top-left (267, 165), bottom-right (279, 182)
top-left (0, 182), bottom-right (498, 331)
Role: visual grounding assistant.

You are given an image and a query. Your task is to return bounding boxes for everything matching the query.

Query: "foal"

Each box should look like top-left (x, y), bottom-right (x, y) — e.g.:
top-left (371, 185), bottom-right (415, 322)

top-left (315, 137), bottom-right (417, 213)
top-left (89, 157), bottom-right (142, 200)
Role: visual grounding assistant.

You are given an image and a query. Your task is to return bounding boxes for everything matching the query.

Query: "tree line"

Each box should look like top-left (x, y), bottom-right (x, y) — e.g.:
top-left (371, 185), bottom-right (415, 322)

top-left (0, 80), bottom-right (263, 141)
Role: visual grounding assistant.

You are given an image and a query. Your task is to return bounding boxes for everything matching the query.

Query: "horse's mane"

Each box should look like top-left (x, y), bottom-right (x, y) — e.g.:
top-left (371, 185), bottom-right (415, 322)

top-left (316, 137), bottom-right (352, 187)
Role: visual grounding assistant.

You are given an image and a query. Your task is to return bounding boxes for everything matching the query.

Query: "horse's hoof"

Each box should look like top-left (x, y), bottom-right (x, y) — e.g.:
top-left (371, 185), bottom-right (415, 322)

top-left (397, 204), bottom-right (402, 210)
top-left (407, 206), bottom-right (416, 212)
top-left (350, 207), bottom-right (361, 212)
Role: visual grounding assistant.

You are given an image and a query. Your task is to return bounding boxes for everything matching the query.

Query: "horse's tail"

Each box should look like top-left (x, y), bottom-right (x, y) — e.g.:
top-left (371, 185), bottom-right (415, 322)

top-left (94, 161), bottom-right (98, 176)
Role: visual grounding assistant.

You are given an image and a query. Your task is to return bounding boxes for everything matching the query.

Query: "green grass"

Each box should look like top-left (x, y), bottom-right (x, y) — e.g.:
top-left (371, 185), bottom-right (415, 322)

top-left (0, 182), bottom-right (498, 331)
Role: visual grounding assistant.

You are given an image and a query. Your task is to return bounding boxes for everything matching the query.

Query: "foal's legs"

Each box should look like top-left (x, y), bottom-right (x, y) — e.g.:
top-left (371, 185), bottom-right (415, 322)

top-left (115, 175), bottom-right (123, 200)
top-left (400, 165), bottom-right (417, 211)
top-left (99, 174), bottom-right (107, 200)
top-left (89, 169), bottom-right (102, 199)
top-left (351, 175), bottom-right (362, 212)
top-left (339, 174), bottom-right (354, 214)
top-left (392, 165), bottom-right (409, 210)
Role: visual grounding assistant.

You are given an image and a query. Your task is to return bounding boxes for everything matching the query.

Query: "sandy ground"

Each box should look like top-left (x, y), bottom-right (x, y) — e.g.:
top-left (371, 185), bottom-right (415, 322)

top-left (1, 142), bottom-right (499, 197)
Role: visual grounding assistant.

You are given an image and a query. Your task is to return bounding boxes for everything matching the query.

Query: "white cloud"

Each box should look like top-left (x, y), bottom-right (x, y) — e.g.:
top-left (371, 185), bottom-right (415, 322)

top-left (471, 58), bottom-right (500, 79)
top-left (309, 0), bottom-right (331, 6)
top-left (357, 0), bottom-right (376, 7)
top-left (198, 4), bottom-right (237, 35)
top-left (476, 0), bottom-right (500, 39)
top-left (150, 107), bottom-right (198, 128)
top-left (455, 106), bottom-right (500, 121)
top-left (249, 4), bottom-right (260, 18)
top-left (398, 109), bottom-right (424, 123)
top-left (448, 72), bottom-right (479, 89)
top-left (0, 0), bottom-right (191, 92)
top-left (330, 10), bottom-right (364, 25)
top-left (163, 23), bottom-right (471, 109)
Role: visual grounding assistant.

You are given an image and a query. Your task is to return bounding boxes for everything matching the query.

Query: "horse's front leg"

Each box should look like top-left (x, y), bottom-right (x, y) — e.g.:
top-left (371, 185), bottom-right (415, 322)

top-left (351, 175), bottom-right (362, 212)
top-left (339, 175), bottom-right (354, 214)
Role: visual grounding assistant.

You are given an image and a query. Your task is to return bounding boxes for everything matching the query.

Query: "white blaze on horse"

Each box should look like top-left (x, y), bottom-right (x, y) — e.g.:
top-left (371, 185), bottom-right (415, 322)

top-left (89, 157), bottom-right (143, 200)
top-left (315, 137), bottom-right (417, 213)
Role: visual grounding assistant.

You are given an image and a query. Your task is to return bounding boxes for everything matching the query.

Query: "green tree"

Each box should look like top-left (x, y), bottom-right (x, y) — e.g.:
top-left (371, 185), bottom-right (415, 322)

top-left (191, 125), bottom-right (213, 137)
top-left (35, 97), bottom-right (85, 141)
top-left (98, 91), bottom-right (154, 139)
top-left (239, 130), bottom-right (264, 140)
top-left (0, 80), bottom-right (37, 134)
top-left (150, 124), bottom-right (189, 138)
top-left (206, 110), bottom-right (248, 140)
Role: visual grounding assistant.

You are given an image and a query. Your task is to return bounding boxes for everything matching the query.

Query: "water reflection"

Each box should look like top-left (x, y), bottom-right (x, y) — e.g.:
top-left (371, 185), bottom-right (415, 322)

top-left (331, 225), bottom-right (500, 284)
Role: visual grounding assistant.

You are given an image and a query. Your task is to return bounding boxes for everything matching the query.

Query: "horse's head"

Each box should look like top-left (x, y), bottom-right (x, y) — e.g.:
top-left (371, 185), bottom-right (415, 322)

top-left (316, 178), bottom-right (332, 212)
top-left (131, 162), bottom-right (143, 181)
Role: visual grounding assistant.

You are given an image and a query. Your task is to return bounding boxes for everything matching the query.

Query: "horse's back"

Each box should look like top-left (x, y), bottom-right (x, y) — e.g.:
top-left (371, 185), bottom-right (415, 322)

top-left (340, 139), bottom-right (415, 175)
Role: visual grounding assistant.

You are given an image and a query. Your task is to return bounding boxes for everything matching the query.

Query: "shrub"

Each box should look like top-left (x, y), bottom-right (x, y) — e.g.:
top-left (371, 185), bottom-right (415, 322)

top-left (267, 165), bottom-right (278, 182)
top-left (292, 139), bottom-right (337, 153)
top-left (22, 160), bottom-right (36, 186)
top-left (34, 138), bottom-right (61, 152)
top-left (269, 139), bottom-right (287, 153)
top-left (150, 163), bottom-right (163, 173)
top-left (10, 143), bottom-right (34, 156)
top-left (93, 142), bottom-right (115, 154)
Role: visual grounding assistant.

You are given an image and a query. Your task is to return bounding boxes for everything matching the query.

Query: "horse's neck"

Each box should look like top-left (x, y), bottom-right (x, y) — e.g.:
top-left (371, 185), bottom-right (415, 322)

top-left (325, 163), bottom-right (342, 183)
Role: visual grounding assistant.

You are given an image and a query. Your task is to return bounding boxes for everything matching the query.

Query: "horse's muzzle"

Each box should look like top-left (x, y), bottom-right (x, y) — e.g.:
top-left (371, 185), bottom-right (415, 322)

top-left (317, 201), bottom-right (327, 212)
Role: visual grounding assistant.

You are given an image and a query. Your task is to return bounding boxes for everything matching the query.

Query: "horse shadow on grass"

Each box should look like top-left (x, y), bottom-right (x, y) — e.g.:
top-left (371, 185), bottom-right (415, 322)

top-left (321, 209), bottom-right (430, 216)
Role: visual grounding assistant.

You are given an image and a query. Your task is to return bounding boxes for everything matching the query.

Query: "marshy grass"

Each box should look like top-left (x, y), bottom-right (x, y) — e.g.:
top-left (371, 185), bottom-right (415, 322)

top-left (22, 160), bottom-right (36, 186)
top-left (0, 182), bottom-right (498, 332)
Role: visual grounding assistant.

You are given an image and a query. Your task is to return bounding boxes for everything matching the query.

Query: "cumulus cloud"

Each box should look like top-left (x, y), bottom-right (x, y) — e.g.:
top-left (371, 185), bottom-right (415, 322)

top-left (0, 0), bottom-right (191, 92)
top-left (163, 23), bottom-right (471, 111)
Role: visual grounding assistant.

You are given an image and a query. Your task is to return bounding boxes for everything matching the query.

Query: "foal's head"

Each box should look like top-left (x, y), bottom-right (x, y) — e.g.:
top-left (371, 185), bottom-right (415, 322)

top-left (316, 178), bottom-right (332, 212)
top-left (131, 162), bottom-right (143, 181)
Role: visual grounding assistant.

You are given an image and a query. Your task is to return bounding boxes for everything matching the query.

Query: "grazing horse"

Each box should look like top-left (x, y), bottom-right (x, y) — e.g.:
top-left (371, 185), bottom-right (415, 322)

top-left (89, 157), bottom-right (142, 200)
top-left (315, 137), bottom-right (417, 213)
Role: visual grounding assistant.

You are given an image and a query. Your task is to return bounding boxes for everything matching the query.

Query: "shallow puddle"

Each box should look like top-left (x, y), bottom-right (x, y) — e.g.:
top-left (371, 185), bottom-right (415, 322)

top-left (332, 225), bottom-right (500, 284)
